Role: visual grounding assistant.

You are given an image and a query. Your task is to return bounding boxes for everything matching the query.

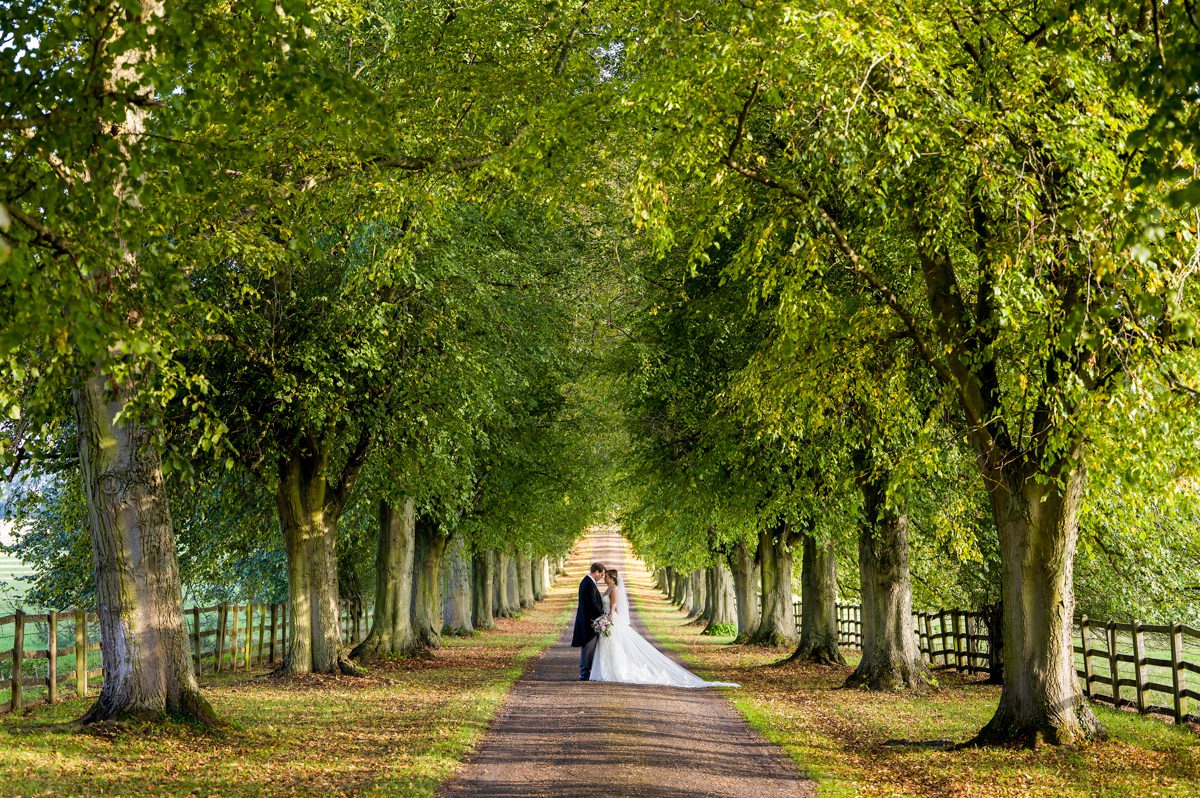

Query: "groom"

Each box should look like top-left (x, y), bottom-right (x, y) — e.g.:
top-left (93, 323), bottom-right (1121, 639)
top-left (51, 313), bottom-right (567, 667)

top-left (571, 561), bottom-right (607, 681)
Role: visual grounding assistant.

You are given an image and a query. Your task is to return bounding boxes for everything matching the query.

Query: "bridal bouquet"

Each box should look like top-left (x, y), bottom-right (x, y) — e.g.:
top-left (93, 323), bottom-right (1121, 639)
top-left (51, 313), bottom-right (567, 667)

top-left (591, 615), bottom-right (614, 637)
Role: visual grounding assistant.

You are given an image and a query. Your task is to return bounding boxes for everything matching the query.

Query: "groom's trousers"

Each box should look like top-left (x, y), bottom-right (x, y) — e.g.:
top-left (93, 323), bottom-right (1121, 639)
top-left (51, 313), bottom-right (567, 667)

top-left (579, 636), bottom-right (598, 680)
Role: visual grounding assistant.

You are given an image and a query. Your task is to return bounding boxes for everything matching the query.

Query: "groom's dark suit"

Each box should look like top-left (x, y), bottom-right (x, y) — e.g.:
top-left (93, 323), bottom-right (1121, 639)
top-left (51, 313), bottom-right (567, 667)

top-left (572, 574), bottom-right (604, 680)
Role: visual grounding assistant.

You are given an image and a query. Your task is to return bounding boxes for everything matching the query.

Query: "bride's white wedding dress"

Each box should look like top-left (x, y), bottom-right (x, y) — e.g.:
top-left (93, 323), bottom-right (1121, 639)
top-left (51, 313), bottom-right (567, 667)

top-left (590, 582), bottom-right (738, 688)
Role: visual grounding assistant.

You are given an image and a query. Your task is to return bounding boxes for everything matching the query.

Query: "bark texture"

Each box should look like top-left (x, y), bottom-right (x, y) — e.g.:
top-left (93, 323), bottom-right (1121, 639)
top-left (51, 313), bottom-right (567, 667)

top-left (749, 525), bottom-right (797, 647)
top-left (532, 556), bottom-right (547, 600)
top-left (74, 372), bottom-right (217, 725)
top-left (844, 465), bottom-right (927, 690)
top-left (276, 448), bottom-right (347, 675)
top-left (728, 541), bottom-right (762, 643)
top-left (517, 550), bottom-right (534, 609)
top-left (686, 570), bottom-right (706, 620)
top-left (351, 498), bottom-right (419, 659)
top-left (971, 463), bottom-right (1103, 745)
top-left (505, 552), bottom-right (521, 613)
top-left (472, 549), bottom-right (496, 631)
top-left (444, 535), bottom-right (474, 636)
top-left (702, 563), bottom-right (738, 634)
top-left (411, 518), bottom-right (448, 649)
top-left (494, 551), bottom-right (516, 617)
top-left (788, 535), bottom-right (845, 665)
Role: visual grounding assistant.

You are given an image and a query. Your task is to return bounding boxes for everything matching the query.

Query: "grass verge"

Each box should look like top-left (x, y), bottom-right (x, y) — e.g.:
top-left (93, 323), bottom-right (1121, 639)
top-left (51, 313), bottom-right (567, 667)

top-left (0, 569), bottom-right (577, 797)
top-left (631, 578), bottom-right (1199, 797)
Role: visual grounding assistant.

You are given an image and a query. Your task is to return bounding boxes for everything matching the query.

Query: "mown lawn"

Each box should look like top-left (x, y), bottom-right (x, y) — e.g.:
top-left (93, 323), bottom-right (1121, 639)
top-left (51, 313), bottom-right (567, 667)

top-left (632, 578), bottom-right (1200, 798)
top-left (0, 566), bottom-right (577, 798)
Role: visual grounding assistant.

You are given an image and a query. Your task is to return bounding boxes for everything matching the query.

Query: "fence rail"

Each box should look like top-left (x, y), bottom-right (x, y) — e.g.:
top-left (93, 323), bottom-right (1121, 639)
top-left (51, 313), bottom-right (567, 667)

top-left (789, 600), bottom-right (1200, 728)
top-left (1, 599), bottom-right (371, 716)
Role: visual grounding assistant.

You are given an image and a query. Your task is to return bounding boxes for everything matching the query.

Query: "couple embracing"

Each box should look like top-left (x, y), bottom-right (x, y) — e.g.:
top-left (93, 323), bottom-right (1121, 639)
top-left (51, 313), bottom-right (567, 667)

top-left (571, 561), bottom-right (738, 689)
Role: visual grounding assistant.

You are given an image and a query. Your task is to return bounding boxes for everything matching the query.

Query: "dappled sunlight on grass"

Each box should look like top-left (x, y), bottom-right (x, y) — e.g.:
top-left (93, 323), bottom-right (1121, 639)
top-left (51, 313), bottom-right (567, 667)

top-left (633, 576), bottom-right (1200, 798)
top-left (0, 554), bottom-right (581, 797)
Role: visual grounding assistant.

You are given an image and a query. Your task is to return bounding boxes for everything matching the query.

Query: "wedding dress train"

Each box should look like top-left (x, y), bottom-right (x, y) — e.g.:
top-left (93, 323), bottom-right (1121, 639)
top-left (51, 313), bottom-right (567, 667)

top-left (590, 583), bottom-right (738, 689)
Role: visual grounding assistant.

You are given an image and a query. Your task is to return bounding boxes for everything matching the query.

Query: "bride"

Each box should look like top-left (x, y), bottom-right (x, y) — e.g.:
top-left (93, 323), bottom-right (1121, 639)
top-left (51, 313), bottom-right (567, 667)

top-left (590, 569), bottom-right (738, 688)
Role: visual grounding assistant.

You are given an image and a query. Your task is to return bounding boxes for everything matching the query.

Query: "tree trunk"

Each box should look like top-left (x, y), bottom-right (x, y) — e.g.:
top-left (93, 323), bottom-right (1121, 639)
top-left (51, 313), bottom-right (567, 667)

top-left (728, 540), bottom-right (762, 643)
top-left (689, 569), bottom-right (707, 620)
top-left (696, 566), bottom-right (710, 624)
top-left (352, 498), bottom-right (419, 659)
top-left (533, 556), bottom-right (549, 600)
top-left (444, 535), bottom-right (473, 637)
top-left (844, 466), bottom-right (927, 689)
top-left (517, 550), bottom-right (534, 608)
top-left (277, 447), bottom-right (351, 675)
top-left (411, 518), bottom-right (448, 649)
top-left (749, 525), bottom-right (797, 647)
top-left (664, 567), bottom-right (678, 602)
top-left (702, 563), bottom-right (738, 634)
top-left (505, 551), bottom-right (521, 612)
top-left (972, 462), bottom-right (1103, 745)
top-left (73, 372), bottom-right (218, 725)
top-left (472, 549), bottom-right (496, 631)
top-left (788, 535), bottom-right (845, 665)
top-left (494, 551), bottom-right (515, 617)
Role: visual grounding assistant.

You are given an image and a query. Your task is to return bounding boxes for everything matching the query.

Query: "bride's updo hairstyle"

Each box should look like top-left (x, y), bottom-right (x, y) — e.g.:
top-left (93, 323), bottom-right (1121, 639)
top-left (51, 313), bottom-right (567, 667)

top-left (606, 569), bottom-right (619, 584)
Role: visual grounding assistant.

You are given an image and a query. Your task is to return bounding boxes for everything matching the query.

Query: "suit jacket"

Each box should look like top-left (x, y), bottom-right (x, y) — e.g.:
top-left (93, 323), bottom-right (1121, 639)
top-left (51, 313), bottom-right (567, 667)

top-left (571, 575), bottom-right (604, 647)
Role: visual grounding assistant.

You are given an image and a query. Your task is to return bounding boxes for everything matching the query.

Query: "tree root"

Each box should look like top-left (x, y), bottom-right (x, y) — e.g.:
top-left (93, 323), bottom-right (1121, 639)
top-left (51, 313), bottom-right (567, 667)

top-left (76, 687), bottom-right (223, 728)
top-left (783, 642), bottom-right (846, 667)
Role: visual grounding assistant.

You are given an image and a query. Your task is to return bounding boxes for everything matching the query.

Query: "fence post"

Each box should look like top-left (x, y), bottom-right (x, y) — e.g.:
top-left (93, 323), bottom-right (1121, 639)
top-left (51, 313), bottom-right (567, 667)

top-left (1080, 616), bottom-right (1092, 699)
top-left (951, 610), bottom-right (962, 671)
top-left (243, 605), bottom-right (252, 668)
top-left (215, 604), bottom-right (227, 674)
top-left (74, 608), bottom-right (87, 698)
top-left (192, 607), bottom-right (202, 675)
top-left (256, 604), bottom-right (266, 667)
top-left (269, 604), bottom-right (278, 665)
top-left (1170, 623), bottom-right (1186, 724)
top-left (47, 610), bottom-right (58, 704)
top-left (1107, 621), bottom-right (1121, 707)
top-left (231, 604), bottom-right (242, 672)
top-left (1132, 620), bottom-right (1147, 714)
top-left (11, 609), bottom-right (24, 711)
top-left (923, 613), bottom-right (934, 662)
top-left (965, 613), bottom-right (976, 675)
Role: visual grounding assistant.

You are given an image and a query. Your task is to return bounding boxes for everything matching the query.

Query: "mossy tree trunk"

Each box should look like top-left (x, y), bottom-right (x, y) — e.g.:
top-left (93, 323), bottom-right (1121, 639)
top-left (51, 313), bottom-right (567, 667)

top-left (971, 460), bottom-right (1102, 745)
top-left (787, 535), bottom-right (845, 666)
top-left (844, 457), bottom-right (927, 689)
top-left (352, 498), bottom-right (419, 659)
top-left (686, 570), bottom-right (706, 619)
top-left (74, 372), bottom-right (218, 725)
top-left (517, 550), bottom-right (534, 608)
top-left (505, 550), bottom-right (521, 612)
top-left (728, 540), bottom-right (762, 643)
top-left (749, 524), bottom-right (797, 647)
top-left (702, 563), bottom-right (738, 634)
top-left (472, 549), bottom-right (496, 630)
top-left (411, 517), bottom-right (448, 649)
top-left (276, 431), bottom-right (369, 675)
top-left (444, 535), bottom-right (473, 637)
top-left (494, 551), bottom-right (516, 617)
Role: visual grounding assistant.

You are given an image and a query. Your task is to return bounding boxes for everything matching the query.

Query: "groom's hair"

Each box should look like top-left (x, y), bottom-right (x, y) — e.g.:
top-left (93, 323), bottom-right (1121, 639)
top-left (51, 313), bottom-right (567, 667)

top-left (589, 562), bottom-right (606, 575)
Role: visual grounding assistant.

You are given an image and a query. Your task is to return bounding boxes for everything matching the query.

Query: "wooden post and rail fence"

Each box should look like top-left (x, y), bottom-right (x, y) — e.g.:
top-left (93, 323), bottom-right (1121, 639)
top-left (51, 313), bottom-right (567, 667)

top-left (0, 599), bottom-right (371, 716)
top-left (788, 600), bottom-right (1200, 728)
